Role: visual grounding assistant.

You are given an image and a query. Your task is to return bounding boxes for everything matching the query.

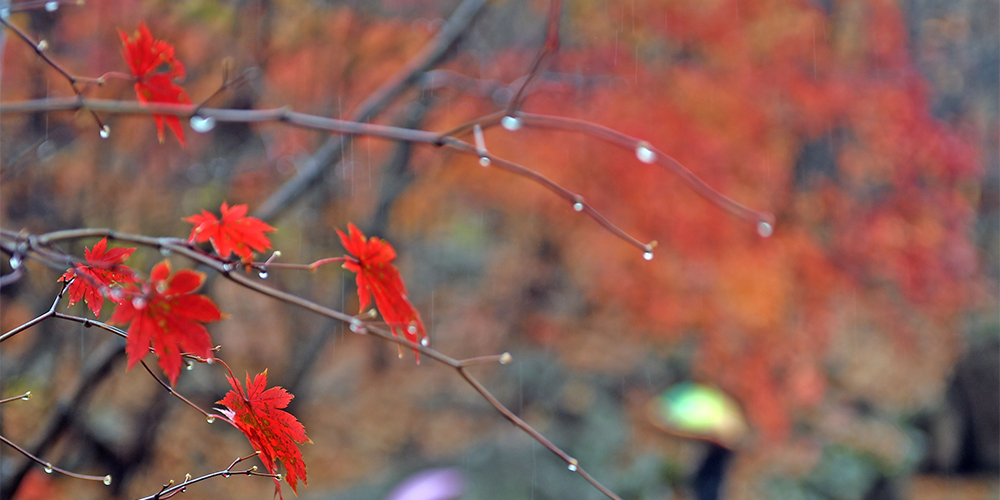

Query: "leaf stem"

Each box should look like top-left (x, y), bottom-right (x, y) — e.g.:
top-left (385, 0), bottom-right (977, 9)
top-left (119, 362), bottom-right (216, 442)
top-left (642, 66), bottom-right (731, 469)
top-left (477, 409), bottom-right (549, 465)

top-left (138, 360), bottom-right (220, 421)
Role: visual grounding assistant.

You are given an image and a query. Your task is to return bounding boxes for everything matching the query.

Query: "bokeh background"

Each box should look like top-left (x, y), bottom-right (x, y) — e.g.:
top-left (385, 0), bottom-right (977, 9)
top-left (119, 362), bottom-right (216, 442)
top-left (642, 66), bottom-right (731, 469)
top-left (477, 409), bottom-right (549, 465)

top-left (1, 0), bottom-right (997, 499)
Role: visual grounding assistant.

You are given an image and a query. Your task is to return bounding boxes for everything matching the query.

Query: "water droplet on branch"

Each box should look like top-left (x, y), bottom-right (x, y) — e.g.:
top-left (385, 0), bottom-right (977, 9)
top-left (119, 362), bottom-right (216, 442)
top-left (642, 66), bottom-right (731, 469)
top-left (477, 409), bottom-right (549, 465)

top-left (258, 269), bottom-right (268, 279)
top-left (189, 116), bottom-right (216, 133)
top-left (635, 142), bottom-right (656, 164)
top-left (349, 319), bottom-right (366, 334)
top-left (9, 255), bottom-right (21, 269)
top-left (567, 458), bottom-right (579, 472)
top-left (501, 116), bottom-right (522, 131)
top-left (99, 126), bottom-right (110, 139)
top-left (643, 251), bottom-right (654, 261)
top-left (499, 352), bottom-right (512, 364)
top-left (420, 337), bottom-right (430, 347)
top-left (21, 392), bottom-right (31, 400)
top-left (103, 475), bottom-right (112, 486)
top-left (206, 415), bottom-right (215, 424)
top-left (478, 156), bottom-right (491, 167)
top-left (756, 221), bottom-right (773, 238)
top-left (44, 463), bottom-right (53, 474)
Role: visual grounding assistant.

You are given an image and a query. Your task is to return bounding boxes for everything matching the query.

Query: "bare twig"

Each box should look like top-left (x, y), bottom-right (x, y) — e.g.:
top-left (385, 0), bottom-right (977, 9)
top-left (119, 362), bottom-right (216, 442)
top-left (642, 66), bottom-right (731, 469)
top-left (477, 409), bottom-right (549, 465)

top-left (0, 392), bottom-right (32, 405)
top-left (0, 338), bottom-right (124, 498)
top-left (0, 280), bottom-right (69, 342)
top-left (252, 0), bottom-right (487, 222)
top-left (0, 15), bottom-right (108, 131)
top-left (0, 434), bottom-right (112, 484)
top-left (517, 112), bottom-right (776, 229)
top-left (504, 0), bottom-right (561, 116)
top-left (134, 454), bottom-right (277, 500)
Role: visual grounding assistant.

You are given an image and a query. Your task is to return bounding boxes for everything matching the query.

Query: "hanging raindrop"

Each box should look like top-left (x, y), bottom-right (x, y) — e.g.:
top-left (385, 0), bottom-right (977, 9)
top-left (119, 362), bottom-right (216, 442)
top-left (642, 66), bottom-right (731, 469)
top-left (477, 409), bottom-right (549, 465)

top-left (499, 352), bottom-right (512, 365)
top-left (206, 415), bottom-right (215, 424)
top-left (103, 475), bottom-right (112, 486)
top-left (36, 40), bottom-right (49, 51)
top-left (349, 319), bottom-right (366, 334)
top-left (420, 337), bottom-right (430, 347)
top-left (501, 116), bottom-right (522, 131)
top-left (159, 247), bottom-right (171, 257)
top-left (573, 202), bottom-right (584, 212)
top-left (45, 1), bottom-right (59, 12)
top-left (189, 116), bottom-right (216, 133)
top-left (567, 459), bottom-right (578, 472)
top-left (99, 125), bottom-right (111, 139)
top-left (9, 255), bottom-right (21, 269)
top-left (258, 269), bottom-right (268, 279)
top-left (635, 142), bottom-right (656, 164)
top-left (44, 463), bottom-right (53, 474)
top-left (186, 362), bottom-right (194, 371)
top-left (756, 221), bottom-right (773, 238)
top-left (478, 156), bottom-right (491, 167)
top-left (21, 391), bottom-right (31, 400)
top-left (643, 251), bottom-right (654, 261)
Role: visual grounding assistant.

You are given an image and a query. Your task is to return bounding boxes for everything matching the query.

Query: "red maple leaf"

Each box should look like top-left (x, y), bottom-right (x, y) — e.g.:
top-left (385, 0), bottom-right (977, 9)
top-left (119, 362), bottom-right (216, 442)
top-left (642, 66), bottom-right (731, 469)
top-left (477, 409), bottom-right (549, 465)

top-left (59, 238), bottom-right (138, 317)
top-left (111, 260), bottom-right (222, 385)
top-left (337, 223), bottom-right (426, 359)
top-left (119, 22), bottom-right (191, 146)
top-left (217, 370), bottom-right (309, 499)
top-left (184, 202), bottom-right (276, 265)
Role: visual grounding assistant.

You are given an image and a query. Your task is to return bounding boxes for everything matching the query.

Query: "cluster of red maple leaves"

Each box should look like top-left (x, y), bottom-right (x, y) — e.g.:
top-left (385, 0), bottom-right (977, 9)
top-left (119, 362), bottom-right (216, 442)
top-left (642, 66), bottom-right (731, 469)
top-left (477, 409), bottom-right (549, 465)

top-left (119, 22), bottom-right (190, 145)
top-left (49, 24), bottom-right (430, 497)
top-left (58, 200), bottom-right (426, 498)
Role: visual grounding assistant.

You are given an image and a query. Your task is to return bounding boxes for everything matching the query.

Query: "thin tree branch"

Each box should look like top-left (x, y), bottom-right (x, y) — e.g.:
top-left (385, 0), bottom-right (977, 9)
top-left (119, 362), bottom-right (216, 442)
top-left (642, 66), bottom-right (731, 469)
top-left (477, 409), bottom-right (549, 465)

top-left (0, 337), bottom-right (124, 498)
top-left (138, 359), bottom-right (221, 422)
top-left (0, 15), bottom-right (108, 131)
top-left (0, 434), bottom-right (112, 484)
top-left (252, 0), bottom-right (487, 222)
top-left (0, 228), bottom-right (624, 500)
top-left (0, 280), bottom-right (69, 342)
top-left (134, 454), bottom-right (278, 500)
top-left (504, 0), bottom-right (561, 116)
